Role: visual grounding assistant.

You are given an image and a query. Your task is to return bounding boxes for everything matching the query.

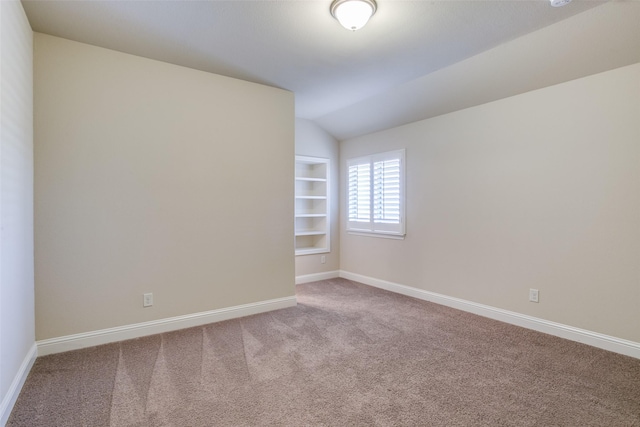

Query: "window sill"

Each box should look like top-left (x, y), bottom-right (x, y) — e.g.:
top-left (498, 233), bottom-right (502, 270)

top-left (347, 231), bottom-right (405, 240)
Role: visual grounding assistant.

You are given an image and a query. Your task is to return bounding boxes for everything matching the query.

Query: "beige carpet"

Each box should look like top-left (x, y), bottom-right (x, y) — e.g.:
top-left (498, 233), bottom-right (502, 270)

top-left (8, 278), bottom-right (640, 426)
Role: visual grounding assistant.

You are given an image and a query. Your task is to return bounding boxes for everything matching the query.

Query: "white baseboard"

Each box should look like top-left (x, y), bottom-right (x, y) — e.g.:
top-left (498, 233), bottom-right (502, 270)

top-left (1, 343), bottom-right (37, 426)
top-left (339, 271), bottom-right (640, 359)
top-left (37, 296), bottom-right (297, 356)
top-left (296, 270), bottom-right (340, 285)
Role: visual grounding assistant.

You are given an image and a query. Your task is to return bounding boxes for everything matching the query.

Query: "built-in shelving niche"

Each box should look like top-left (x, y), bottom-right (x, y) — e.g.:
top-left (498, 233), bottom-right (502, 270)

top-left (295, 156), bottom-right (329, 255)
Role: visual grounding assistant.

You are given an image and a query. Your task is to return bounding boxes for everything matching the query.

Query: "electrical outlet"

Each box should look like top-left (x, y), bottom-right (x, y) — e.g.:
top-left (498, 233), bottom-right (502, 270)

top-left (321, 255), bottom-right (326, 264)
top-left (529, 289), bottom-right (539, 303)
top-left (143, 293), bottom-right (153, 307)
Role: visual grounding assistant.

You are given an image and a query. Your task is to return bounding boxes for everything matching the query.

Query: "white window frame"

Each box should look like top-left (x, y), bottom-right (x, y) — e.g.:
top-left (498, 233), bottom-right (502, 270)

top-left (347, 149), bottom-right (405, 239)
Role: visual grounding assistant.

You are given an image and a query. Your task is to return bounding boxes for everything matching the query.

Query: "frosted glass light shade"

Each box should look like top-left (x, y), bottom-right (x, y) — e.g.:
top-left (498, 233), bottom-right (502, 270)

top-left (330, 0), bottom-right (377, 31)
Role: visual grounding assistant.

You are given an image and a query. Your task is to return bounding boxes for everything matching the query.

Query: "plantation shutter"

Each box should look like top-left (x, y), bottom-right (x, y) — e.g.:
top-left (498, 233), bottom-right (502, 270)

top-left (348, 163), bottom-right (371, 223)
top-left (373, 158), bottom-right (401, 224)
top-left (347, 149), bottom-right (405, 236)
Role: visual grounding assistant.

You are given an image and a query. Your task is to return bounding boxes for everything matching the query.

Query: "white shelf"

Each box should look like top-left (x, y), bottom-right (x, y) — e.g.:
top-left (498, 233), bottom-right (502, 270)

top-left (295, 247), bottom-right (328, 256)
top-left (295, 156), bottom-right (330, 256)
top-left (295, 177), bottom-right (327, 182)
top-left (295, 230), bottom-right (326, 236)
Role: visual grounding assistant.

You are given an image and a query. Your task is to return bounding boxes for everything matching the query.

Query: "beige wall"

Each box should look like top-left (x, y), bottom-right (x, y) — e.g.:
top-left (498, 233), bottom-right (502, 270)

top-left (34, 34), bottom-right (295, 340)
top-left (295, 119), bottom-right (340, 277)
top-left (340, 63), bottom-right (640, 343)
top-left (0, 0), bottom-right (35, 419)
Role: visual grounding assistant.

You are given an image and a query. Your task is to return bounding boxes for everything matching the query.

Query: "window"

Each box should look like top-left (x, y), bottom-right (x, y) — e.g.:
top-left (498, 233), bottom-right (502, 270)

top-left (347, 149), bottom-right (405, 237)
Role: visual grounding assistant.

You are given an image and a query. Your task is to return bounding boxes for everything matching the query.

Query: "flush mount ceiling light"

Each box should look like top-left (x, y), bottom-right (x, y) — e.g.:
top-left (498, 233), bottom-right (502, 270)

top-left (550, 0), bottom-right (572, 7)
top-left (330, 0), bottom-right (377, 31)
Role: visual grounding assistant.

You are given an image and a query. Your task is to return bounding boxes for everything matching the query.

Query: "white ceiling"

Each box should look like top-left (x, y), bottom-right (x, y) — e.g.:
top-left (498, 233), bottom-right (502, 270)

top-left (21, 0), bottom-right (640, 140)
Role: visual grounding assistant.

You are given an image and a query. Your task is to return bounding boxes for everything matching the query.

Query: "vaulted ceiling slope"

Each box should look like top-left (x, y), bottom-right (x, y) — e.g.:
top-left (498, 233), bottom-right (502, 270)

top-left (22, 1), bottom-right (640, 140)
